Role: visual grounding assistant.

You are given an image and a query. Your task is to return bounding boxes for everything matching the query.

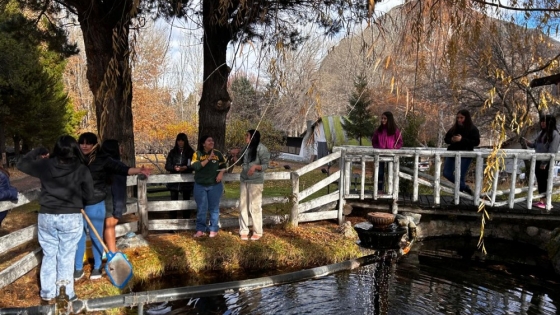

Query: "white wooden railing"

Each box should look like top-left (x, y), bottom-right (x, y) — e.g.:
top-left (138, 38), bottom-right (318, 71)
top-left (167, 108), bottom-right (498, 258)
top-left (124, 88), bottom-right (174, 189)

top-left (2, 146), bottom-right (560, 289)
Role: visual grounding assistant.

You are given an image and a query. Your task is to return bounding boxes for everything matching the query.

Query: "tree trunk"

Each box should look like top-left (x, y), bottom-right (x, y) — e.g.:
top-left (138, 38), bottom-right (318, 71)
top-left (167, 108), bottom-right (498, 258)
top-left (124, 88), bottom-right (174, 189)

top-left (199, 0), bottom-right (233, 152)
top-left (76, 2), bottom-right (136, 167)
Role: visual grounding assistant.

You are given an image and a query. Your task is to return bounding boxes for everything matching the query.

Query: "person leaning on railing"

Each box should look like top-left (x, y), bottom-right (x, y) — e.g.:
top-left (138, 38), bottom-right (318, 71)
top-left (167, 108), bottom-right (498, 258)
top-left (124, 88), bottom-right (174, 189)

top-left (524, 115), bottom-right (560, 209)
top-left (371, 111), bottom-right (403, 193)
top-left (442, 109), bottom-right (480, 196)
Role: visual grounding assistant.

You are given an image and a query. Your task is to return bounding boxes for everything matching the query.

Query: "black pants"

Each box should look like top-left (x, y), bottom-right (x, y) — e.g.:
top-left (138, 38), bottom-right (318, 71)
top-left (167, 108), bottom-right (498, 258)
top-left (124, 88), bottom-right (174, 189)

top-left (169, 187), bottom-right (193, 219)
top-left (535, 161), bottom-right (550, 194)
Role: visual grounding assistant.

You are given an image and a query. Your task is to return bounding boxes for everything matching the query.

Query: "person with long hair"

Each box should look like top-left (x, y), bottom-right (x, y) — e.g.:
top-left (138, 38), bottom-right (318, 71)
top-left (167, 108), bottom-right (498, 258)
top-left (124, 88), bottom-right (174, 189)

top-left (443, 109), bottom-right (480, 195)
top-left (165, 133), bottom-right (195, 219)
top-left (238, 130), bottom-right (270, 241)
top-left (371, 111), bottom-right (403, 192)
top-left (0, 165), bottom-right (18, 228)
top-left (525, 115), bottom-right (560, 209)
top-left (101, 139), bottom-right (127, 253)
top-left (17, 136), bottom-right (94, 302)
top-left (74, 132), bottom-right (150, 281)
top-left (191, 135), bottom-right (227, 238)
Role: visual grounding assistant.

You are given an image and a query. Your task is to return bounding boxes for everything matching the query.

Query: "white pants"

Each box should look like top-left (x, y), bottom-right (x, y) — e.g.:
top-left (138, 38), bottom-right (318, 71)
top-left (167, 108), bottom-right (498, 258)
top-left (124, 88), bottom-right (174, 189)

top-left (239, 182), bottom-right (264, 235)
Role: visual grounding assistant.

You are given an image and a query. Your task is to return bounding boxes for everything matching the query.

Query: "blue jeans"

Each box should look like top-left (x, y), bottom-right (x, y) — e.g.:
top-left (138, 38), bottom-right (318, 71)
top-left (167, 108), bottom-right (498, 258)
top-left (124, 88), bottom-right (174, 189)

top-left (193, 182), bottom-right (223, 232)
top-left (75, 201), bottom-right (105, 271)
top-left (38, 213), bottom-right (82, 300)
top-left (443, 156), bottom-right (473, 191)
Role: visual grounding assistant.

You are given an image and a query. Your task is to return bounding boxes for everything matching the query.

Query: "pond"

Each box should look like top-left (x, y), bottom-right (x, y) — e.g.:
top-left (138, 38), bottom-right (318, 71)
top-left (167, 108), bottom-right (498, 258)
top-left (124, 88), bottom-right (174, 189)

top-left (141, 238), bottom-right (560, 315)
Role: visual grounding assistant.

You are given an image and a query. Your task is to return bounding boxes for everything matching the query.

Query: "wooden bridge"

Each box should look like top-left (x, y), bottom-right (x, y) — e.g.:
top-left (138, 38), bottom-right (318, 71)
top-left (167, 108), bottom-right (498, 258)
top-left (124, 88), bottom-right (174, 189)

top-left (2, 146), bottom-right (560, 289)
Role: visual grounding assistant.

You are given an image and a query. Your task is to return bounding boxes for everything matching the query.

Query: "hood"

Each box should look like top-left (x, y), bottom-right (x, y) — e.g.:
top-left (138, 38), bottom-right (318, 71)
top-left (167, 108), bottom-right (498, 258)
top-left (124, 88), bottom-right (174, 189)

top-left (49, 160), bottom-right (80, 178)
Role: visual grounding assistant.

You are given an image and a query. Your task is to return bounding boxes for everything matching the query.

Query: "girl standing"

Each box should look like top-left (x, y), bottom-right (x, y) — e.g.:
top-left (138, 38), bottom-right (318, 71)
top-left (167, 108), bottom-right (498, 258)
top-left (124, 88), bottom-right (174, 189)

top-left (165, 133), bottom-right (195, 219)
top-left (17, 136), bottom-right (94, 302)
top-left (191, 136), bottom-right (226, 237)
top-left (238, 130), bottom-right (270, 241)
top-left (371, 111), bottom-right (403, 192)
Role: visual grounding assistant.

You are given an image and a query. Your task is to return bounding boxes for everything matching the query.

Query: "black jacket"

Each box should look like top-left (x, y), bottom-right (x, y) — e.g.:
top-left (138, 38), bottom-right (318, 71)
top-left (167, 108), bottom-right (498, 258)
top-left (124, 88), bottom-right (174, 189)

top-left (85, 151), bottom-right (130, 205)
top-left (165, 146), bottom-right (195, 191)
top-left (444, 125), bottom-right (481, 151)
top-left (17, 148), bottom-right (94, 214)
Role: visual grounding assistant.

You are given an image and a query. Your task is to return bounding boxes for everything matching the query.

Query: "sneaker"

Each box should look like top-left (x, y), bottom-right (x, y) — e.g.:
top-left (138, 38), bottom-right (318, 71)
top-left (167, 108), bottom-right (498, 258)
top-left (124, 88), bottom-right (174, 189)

top-left (193, 231), bottom-right (205, 238)
top-left (73, 269), bottom-right (84, 281)
top-left (536, 202), bottom-right (546, 209)
top-left (250, 234), bottom-right (262, 241)
top-left (209, 231), bottom-right (218, 238)
top-left (40, 298), bottom-right (53, 306)
top-left (90, 268), bottom-right (102, 280)
top-left (240, 234), bottom-right (249, 241)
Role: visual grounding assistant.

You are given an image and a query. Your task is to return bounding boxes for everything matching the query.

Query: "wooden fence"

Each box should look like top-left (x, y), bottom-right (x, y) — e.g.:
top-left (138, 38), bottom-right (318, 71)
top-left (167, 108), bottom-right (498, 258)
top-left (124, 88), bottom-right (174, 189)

top-left (2, 146), bottom-right (560, 289)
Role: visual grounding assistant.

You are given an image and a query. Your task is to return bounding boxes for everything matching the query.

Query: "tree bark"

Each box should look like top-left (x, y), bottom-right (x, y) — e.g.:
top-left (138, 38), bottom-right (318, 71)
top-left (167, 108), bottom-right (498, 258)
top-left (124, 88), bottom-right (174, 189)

top-left (75, 1), bottom-right (136, 166)
top-left (199, 0), bottom-right (233, 152)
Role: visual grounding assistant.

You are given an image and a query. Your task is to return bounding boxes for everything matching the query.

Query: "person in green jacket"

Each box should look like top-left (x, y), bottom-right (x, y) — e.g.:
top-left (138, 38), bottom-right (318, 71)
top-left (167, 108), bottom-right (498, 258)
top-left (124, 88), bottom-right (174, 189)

top-left (238, 130), bottom-right (270, 241)
top-left (191, 135), bottom-right (227, 238)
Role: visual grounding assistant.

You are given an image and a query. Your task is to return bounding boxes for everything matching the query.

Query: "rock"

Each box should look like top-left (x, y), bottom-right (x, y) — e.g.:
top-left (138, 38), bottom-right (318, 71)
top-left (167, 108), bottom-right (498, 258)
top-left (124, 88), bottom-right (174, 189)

top-left (526, 226), bottom-right (539, 237)
top-left (337, 221), bottom-right (357, 239)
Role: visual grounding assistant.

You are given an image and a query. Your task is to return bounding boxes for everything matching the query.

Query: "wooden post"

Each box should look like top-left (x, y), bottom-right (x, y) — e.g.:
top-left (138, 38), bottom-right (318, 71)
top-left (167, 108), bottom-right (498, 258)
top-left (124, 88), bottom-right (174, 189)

top-left (527, 156), bottom-right (536, 209)
top-left (391, 155), bottom-right (399, 214)
top-left (454, 153), bottom-right (461, 205)
top-left (546, 154), bottom-right (555, 210)
top-left (474, 153), bottom-right (483, 205)
top-left (508, 155), bottom-right (518, 208)
top-left (373, 154), bottom-right (379, 199)
top-left (434, 154), bottom-right (441, 206)
top-left (412, 154), bottom-right (419, 202)
top-left (290, 172), bottom-right (300, 227)
top-left (337, 150), bottom-right (346, 225)
top-left (137, 175), bottom-right (149, 237)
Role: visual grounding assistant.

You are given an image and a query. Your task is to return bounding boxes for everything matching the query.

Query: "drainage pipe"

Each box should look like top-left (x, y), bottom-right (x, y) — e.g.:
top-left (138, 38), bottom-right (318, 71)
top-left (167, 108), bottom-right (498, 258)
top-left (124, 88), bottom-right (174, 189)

top-left (0, 254), bottom-right (380, 314)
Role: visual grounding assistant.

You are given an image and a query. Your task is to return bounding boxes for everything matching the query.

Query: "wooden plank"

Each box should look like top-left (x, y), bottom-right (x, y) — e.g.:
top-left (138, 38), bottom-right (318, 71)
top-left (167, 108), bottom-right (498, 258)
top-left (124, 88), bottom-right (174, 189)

top-left (138, 177), bottom-right (149, 236)
top-left (149, 215), bottom-right (288, 231)
top-left (147, 197), bottom-right (290, 212)
top-left (299, 210), bottom-right (338, 222)
top-left (299, 170), bottom-right (340, 201)
top-left (290, 173), bottom-right (300, 227)
top-left (0, 248), bottom-right (42, 290)
top-left (0, 188), bottom-right (41, 212)
top-left (295, 151), bottom-right (341, 176)
top-left (0, 225), bottom-right (37, 255)
top-left (298, 191), bottom-right (339, 213)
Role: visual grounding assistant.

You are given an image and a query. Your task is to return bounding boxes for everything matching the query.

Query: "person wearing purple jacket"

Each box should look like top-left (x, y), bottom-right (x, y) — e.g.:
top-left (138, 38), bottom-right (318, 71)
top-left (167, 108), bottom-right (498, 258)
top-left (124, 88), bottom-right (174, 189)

top-left (0, 165), bottom-right (18, 228)
top-left (371, 111), bottom-right (403, 192)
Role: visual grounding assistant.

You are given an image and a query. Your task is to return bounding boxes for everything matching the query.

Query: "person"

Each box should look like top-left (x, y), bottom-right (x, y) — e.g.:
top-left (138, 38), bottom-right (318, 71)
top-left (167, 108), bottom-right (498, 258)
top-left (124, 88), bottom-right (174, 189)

top-left (238, 130), bottom-right (270, 241)
top-left (37, 147), bottom-right (50, 159)
top-left (101, 139), bottom-right (127, 253)
top-left (371, 111), bottom-right (403, 192)
top-left (0, 165), bottom-right (18, 228)
top-left (16, 136), bottom-right (94, 303)
top-left (74, 132), bottom-right (150, 281)
top-left (191, 135), bottom-right (226, 238)
top-left (525, 115), bottom-right (560, 209)
top-left (165, 133), bottom-right (195, 219)
top-left (443, 109), bottom-right (480, 195)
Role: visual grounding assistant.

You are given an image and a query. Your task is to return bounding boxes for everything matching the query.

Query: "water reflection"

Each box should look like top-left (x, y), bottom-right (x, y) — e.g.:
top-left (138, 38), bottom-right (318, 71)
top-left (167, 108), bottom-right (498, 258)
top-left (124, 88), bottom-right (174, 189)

top-left (143, 239), bottom-right (559, 315)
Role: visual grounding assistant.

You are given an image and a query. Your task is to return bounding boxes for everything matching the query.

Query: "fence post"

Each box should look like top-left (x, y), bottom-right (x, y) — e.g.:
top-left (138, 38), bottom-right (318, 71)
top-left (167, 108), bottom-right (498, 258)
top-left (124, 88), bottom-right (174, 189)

top-left (337, 150), bottom-right (346, 225)
top-left (290, 172), bottom-right (300, 227)
top-left (137, 175), bottom-right (149, 237)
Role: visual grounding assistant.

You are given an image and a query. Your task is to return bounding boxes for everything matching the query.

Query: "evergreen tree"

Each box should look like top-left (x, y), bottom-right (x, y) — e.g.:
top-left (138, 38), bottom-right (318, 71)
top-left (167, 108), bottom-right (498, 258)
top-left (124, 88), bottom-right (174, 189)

top-left (342, 75), bottom-right (375, 145)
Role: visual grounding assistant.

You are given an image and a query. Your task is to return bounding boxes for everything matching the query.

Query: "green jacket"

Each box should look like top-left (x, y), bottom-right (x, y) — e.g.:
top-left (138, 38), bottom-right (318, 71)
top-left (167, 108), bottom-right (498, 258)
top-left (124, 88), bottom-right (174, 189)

top-left (191, 149), bottom-right (227, 186)
top-left (240, 143), bottom-right (270, 184)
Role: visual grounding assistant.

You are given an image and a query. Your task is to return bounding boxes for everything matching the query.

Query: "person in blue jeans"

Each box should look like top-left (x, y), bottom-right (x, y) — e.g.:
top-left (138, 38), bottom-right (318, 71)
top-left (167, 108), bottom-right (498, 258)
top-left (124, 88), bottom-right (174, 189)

top-left (17, 136), bottom-right (94, 303)
top-left (74, 132), bottom-right (150, 281)
top-left (442, 109), bottom-right (480, 195)
top-left (191, 135), bottom-right (226, 238)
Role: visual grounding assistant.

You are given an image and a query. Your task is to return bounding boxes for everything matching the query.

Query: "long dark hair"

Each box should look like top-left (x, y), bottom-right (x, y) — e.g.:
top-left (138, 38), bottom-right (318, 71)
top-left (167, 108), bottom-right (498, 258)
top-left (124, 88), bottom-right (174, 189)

top-left (246, 129), bottom-right (261, 162)
top-left (451, 109), bottom-right (474, 133)
top-left (52, 135), bottom-right (85, 164)
top-left (101, 139), bottom-right (120, 160)
top-left (376, 111), bottom-right (398, 135)
top-left (172, 133), bottom-right (192, 153)
top-left (197, 135), bottom-right (212, 152)
top-left (78, 132), bottom-right (99, 165)
top-left (538, 115), bottom-right (558, 144)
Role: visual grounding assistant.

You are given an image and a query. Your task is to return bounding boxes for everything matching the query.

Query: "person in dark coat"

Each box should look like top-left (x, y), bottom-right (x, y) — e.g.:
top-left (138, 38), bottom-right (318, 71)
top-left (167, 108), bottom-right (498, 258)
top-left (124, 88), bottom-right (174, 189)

top-left (165, 133), bottom-right (195, 219)
top-left (443, 109), bottom-right (480, 195)
top-left (74, 132), bottom-right (150, 281)
top-left (101, 139), bottom-right (128, 252)
top-left (0, 165), bottom-right (18, 227)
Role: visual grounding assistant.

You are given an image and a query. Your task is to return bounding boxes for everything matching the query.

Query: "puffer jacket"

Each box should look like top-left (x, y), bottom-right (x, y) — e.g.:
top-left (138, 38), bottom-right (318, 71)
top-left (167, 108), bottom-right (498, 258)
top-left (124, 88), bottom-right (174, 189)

top-left (165, 146), bottom-right (195, 191)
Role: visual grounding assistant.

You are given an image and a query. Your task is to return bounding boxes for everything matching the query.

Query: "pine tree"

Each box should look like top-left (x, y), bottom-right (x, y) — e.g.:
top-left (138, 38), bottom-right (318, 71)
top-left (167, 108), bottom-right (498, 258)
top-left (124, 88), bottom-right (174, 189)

top-left (342, 75), bottom-right (376, 145)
